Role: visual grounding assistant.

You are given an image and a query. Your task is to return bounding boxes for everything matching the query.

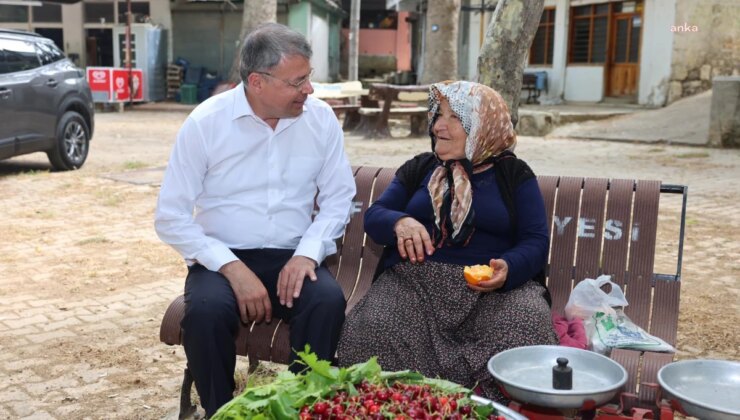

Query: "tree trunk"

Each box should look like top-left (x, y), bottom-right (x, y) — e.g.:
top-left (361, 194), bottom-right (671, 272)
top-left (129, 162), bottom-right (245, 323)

top-left (477, 0), bottom-right (544, 126)
top-left (348, 0), bottom-right (361, 104)
top-left (228, 0), bottom-right (278, 83)
top-left (420, 0), bottom-right (461, 84)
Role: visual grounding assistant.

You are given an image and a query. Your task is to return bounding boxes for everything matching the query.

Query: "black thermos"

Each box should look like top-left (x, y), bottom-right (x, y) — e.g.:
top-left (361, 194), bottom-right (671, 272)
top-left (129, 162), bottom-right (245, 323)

top-left (553, 357), bottom-right (573, 390)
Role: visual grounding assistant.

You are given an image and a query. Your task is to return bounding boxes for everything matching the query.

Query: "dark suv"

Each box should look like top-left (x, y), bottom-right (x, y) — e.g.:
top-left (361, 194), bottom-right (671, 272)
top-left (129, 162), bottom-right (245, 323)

top-left (0, 29), bottom-right (94, 170)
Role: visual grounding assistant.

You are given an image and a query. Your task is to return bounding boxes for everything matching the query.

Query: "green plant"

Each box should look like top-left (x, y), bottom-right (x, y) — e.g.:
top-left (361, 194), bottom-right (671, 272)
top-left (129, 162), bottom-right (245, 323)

top-left (213, 347), bottom-right (500, 419)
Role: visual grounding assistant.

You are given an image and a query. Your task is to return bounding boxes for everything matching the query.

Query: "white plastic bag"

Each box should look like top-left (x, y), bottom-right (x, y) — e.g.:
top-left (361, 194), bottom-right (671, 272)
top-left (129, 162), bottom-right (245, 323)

top-left (564, 275), bottom-right (627, 321)
top-left (591, 308), bottom-right (675, 353)
top-left (564, 275), bottom-right (675, 354)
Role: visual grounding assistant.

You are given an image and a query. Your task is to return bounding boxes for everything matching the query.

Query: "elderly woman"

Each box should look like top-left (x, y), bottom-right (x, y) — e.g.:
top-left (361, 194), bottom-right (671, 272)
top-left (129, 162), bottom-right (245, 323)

top-left (336, 81), bottom-right (558, 400)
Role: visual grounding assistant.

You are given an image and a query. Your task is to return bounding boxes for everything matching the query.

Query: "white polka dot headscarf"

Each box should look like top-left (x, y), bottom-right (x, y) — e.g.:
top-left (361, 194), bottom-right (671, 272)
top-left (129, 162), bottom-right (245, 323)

top-left (427, 81), bottom-right (517, 247)
top-left (428, 80), bottom-right (517, 165)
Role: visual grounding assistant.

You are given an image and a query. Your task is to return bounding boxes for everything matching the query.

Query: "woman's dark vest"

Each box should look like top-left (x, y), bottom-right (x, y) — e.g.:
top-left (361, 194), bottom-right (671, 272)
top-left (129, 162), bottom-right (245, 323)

top-left (375, 151), bottom-right (551, 306)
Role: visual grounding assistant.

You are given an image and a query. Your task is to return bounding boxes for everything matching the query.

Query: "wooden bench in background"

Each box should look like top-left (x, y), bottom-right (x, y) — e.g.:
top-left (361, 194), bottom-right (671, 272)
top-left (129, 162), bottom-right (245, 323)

top-left (355, 83), bottom-right (430, 139)
top-left (160, 167), bottom-right (687, 418)
top-left (311, 81), bottom-right (369, 131)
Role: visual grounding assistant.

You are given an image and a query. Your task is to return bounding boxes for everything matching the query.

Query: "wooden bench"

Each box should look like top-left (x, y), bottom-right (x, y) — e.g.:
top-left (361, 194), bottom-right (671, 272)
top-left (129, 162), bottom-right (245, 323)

top-left (354, 83), bottom-right (430, 139)
top-left (160, 167), bottom-right (687, 418)
top-left (311, 81), bottom-right (369, 131)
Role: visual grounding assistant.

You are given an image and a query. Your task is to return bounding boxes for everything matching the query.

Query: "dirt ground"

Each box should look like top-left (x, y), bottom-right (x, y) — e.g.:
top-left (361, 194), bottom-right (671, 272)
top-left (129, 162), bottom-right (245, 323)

top-left (0, 107), bottom-right (738, 419)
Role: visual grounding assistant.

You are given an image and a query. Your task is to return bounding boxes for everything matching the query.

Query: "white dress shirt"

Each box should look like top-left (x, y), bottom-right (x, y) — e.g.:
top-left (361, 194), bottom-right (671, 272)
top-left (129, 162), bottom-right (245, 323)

top-left (154, 83), bottom-right (356, 272)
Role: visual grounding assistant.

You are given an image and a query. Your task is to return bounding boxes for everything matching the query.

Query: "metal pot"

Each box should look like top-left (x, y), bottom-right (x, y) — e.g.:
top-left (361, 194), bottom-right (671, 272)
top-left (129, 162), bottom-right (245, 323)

top-left (487, 345), bottom-right (627, 409)
top-left (657, 359), bottom-right (740, 420)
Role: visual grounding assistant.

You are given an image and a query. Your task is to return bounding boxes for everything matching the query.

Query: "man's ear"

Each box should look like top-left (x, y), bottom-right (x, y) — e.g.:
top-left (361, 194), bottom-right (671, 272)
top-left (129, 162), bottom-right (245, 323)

top-left (246, 72), bottom-right (263, 91)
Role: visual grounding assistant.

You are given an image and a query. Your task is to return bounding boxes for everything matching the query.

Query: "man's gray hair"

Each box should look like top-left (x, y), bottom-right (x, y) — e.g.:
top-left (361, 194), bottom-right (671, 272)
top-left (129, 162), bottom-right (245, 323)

top-left (239, 23), bottom-right (312, 83)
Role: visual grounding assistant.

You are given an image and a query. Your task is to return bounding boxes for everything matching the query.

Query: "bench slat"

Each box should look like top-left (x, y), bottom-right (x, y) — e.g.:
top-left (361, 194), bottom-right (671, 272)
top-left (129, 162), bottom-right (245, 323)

top-left (325, 167), bottom-right (362, 279)
top-left (160, 295), bottom-right (186, 345)
top-left (335, 167), bottom-right (379, 301)
top-left (638, 351), bottom-right (675, 405)
top-left (346, 167), bottom-right (395, 312)
top-left (601, 179), bottom-right (634, 288)
top-left (610, 348), bottom-right (641, 400)
top-left (548, 176), bottom-right (584, 311)
top-left (574, 178), bottom-right (609, 284)
top-left (537, 176), bottom-right (559, 232)
top-left (625, 180), bottom-right (661, 330)
top-left (652, 280), bottom-right (680, 345)
top-left (246, 322), bottom-right (281, 365)
top-left (358, 106), bottom-right (427, 115)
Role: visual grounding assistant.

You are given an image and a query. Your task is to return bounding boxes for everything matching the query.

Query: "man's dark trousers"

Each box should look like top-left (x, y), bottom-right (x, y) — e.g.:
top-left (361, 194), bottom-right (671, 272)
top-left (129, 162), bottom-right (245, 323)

top-left (180, 248), bottom-right (346, 417)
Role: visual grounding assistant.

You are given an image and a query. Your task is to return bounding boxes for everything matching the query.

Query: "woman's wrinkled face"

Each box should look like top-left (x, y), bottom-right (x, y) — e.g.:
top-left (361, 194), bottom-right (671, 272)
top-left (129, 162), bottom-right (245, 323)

top-left (432, 98), bottom-right (467, 161)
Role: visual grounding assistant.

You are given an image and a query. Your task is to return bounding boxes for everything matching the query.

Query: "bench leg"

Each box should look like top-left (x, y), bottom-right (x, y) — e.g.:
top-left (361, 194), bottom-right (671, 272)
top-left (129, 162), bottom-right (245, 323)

top-left (248, 357), bottom-right (260, 374)
top-left (356, 114), bottom-right (391, 139)
top-left (179, 367), bottom-right (197, 419)
top-left (342, 110), bottom-right (361, 131)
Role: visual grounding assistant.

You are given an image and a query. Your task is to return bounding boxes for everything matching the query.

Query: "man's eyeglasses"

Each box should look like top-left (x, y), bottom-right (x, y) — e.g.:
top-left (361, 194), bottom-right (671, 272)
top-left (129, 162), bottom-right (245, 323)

top-left (255, 69), bottom-right (314, 91)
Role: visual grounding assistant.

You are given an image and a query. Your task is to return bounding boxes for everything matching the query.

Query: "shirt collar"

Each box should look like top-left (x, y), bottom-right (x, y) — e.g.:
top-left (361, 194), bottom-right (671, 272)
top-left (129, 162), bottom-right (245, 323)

top-left (230, 82), bottom-right (308, 124)
top-left (231, 82), bottom-right (254, 121)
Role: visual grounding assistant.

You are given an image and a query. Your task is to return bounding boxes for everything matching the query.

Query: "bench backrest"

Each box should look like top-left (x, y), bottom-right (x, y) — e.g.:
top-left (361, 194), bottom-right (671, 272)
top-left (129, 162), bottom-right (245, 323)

top-left (334, 169), bottom-right (683, 343)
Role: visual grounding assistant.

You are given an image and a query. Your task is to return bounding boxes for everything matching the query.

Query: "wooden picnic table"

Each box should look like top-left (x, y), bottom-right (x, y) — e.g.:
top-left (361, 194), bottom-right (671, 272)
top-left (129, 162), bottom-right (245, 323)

top-left (356, 83), bottom-right (431, 139)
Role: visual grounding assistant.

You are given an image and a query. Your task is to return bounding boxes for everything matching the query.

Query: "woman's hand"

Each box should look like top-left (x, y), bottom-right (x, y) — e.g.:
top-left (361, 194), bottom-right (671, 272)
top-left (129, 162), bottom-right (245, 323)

top-left (469, 259), bottom-right (508, 292)
top-left (394, 216), bottom-right (434, 263)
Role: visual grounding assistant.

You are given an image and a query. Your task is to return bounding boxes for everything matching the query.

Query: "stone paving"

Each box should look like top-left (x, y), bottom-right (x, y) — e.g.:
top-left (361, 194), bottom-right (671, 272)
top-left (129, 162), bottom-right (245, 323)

top-left (1, 107), bottom-right (738, 419)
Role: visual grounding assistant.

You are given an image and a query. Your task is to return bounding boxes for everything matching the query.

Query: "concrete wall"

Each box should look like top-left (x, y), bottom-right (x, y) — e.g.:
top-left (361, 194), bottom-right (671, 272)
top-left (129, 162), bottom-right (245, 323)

top-left (708, 76), bottom-right (740, 148)
top-left (310, 9), bottom-right (331, 82)
top-left (668, 0), bottom-right (740, 104)
top-left (150, 0), bottom-right (174, 63)
top-left (524, 0), bottom-right (567, 104)
top-left (638, 0), bottom-right (676, 107)
top-left (61, 2), bottom-right (84, 66)
top-left (564, 66), bottom-right (604, 102)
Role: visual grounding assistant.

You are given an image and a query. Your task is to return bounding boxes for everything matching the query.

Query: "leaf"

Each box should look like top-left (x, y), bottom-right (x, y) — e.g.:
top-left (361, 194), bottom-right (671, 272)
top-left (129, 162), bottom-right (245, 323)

top-left (244, 398), bottom-right (271, 411)
top-left (379, 369), bottom-right (423, 382)
top-left (474, 402), bottom-right (495, 418)
top-left (269, 392), bottom-right (298, 420)
top-left (346, 356), bottom-right (381, 383)
top-left (249, 384), bottom-right (277, 397)
top-left (296, 346), bottom-right (335, 380)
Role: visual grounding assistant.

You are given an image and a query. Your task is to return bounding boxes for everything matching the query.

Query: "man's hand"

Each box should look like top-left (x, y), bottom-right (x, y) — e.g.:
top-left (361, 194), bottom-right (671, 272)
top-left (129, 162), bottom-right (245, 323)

top-left (394, 216), bottom-right (434, 263)
top-left (469, 259), bottom-right (508, 293)
top-left (277, 256), bottom-right (318, 308)
top-left (219, 260), bottom-right (272, 324)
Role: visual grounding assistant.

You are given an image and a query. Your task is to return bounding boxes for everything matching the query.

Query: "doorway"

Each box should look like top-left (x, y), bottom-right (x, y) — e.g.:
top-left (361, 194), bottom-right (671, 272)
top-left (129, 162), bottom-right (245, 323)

top-left (85, 28), bottom-right (113, 67)
top-left (606, 1), bottom-right (642, 97)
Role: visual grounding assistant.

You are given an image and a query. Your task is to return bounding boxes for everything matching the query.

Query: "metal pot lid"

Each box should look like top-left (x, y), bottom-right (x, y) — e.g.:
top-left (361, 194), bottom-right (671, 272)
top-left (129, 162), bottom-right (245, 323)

top-left (488, 345), bottom-right (627, 399)
top-left (658, 359), bottom-right (740, 420)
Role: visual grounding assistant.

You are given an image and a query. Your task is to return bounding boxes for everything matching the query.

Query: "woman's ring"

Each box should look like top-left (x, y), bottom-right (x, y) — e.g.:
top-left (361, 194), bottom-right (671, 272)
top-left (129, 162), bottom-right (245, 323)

top-left (404, 238), bottom-right (413, 242)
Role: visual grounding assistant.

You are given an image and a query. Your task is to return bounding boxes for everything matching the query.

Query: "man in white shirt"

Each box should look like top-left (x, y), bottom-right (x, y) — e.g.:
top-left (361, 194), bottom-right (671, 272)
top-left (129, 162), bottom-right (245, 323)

top-left (154, 23), bottom-right (356, 417)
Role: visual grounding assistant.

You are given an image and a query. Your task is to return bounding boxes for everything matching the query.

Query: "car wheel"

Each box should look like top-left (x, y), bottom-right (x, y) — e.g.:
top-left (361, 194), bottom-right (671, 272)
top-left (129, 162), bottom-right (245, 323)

top-left (47, 111), bottom-right (90, 171)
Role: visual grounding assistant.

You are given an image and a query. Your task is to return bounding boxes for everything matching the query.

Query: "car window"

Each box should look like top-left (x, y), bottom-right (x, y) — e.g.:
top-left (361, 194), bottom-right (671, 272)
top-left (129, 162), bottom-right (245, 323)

top-left (0, 38), bottom-right (40, 74)
top-left (36, 40), bottom-right (65, 65)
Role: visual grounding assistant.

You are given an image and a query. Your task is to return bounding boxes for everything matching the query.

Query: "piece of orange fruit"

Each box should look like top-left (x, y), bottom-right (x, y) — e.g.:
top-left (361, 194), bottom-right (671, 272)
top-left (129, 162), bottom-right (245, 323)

top-left (463, 264), bottom-right (494, 285)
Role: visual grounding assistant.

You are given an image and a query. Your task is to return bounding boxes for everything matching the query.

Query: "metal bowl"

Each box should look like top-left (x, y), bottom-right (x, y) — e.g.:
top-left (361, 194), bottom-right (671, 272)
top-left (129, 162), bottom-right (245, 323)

top-left (657, 359), bottom-right (740, 420)
top-left (487, 345), bottom-right (627, 409)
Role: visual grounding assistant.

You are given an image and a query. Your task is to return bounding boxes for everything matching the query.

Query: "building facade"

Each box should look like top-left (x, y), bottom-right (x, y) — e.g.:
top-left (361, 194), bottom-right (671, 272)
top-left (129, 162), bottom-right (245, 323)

top-left (459, 0), bottom-right (739, 106)
top-left (0, 0), bottom-right (345, 83)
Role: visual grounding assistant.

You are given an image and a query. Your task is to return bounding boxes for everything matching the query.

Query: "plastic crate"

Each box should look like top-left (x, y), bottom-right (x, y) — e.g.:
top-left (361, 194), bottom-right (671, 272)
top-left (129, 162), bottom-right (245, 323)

top-left (180, 84), bottom-right (198, 104)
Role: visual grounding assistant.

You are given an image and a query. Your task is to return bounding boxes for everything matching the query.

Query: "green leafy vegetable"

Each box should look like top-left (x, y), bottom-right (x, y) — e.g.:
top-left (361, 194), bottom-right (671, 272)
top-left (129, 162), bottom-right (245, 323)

top-left (212, 345), bottom-right (499, 419)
